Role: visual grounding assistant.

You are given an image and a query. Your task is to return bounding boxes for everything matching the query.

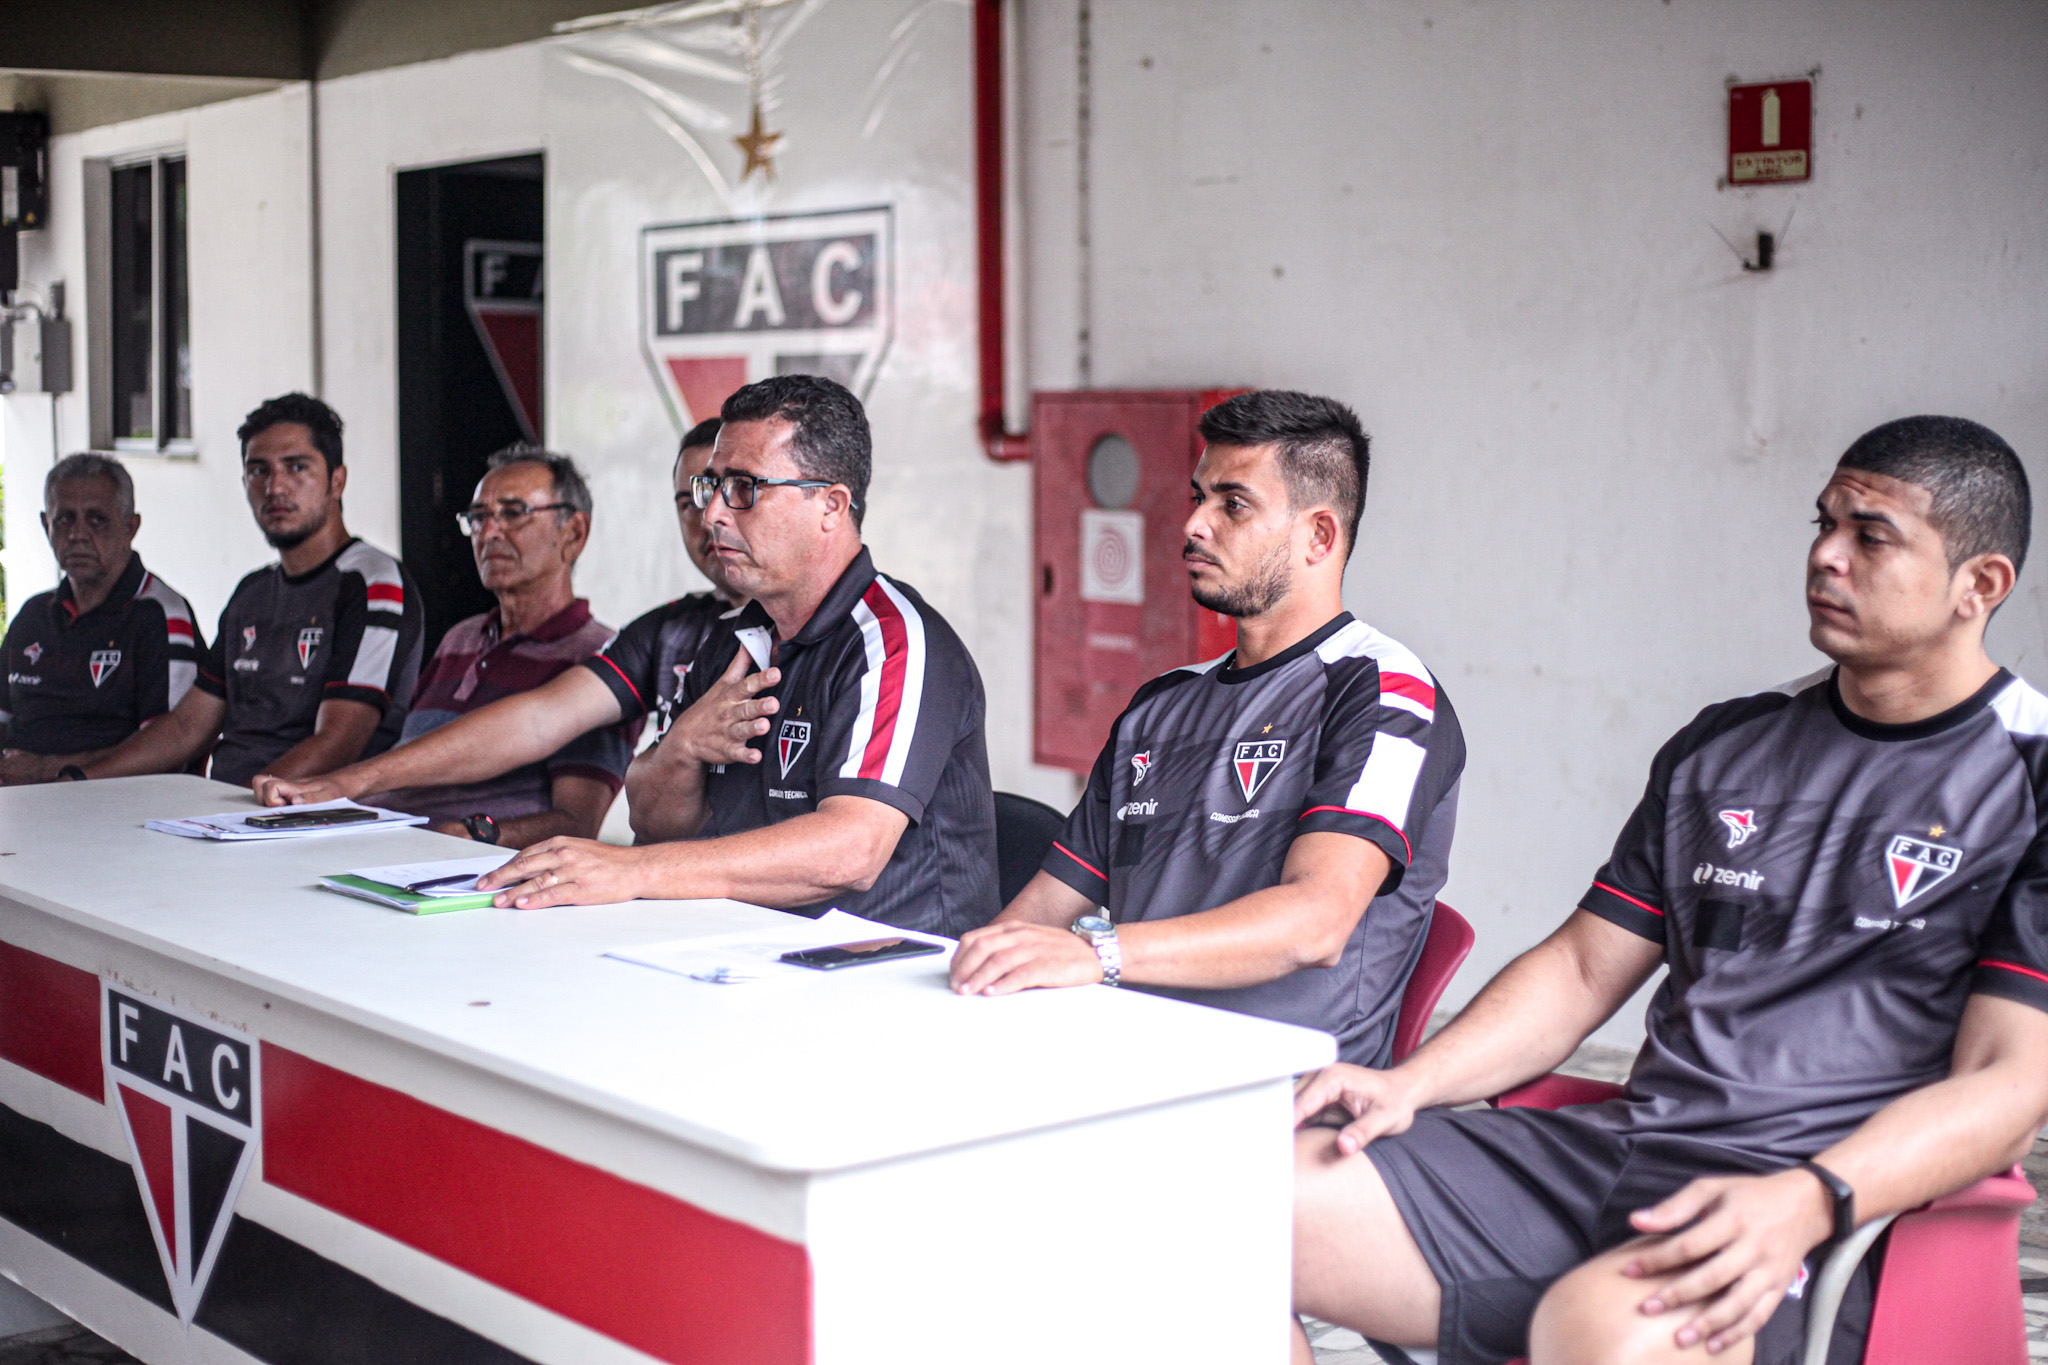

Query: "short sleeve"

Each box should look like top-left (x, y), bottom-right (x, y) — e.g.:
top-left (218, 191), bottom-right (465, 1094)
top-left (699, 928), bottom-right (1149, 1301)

top-left (128, 602), bottom-right (173, 724)
top-left (810, 579), bottom-right (975, 824)
top-left (323, 569), bottom-right (414, 711)
top-left (1296, 660), bottom-right (1466, 894)
top-left (582, 604), bottom-right (667, 721)
top-left (195, 599), bottom-right (232, 699)
top-left (1040, 737), bottom-right (1114, 905)
top-left (1972, 824), bottom-right (2048, 1014)
top-left (1576, 734), bottom-right (1685, 944)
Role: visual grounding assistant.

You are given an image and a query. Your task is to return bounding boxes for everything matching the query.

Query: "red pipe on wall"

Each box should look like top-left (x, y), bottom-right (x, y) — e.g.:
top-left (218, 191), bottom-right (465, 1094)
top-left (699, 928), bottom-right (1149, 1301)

top-left (976, 0), bottom-right (1031, 461)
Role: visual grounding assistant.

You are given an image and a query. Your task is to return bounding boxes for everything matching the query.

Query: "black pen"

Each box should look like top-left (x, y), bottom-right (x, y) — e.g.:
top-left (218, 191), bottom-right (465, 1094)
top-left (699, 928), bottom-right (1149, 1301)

top-left (405, 873), bottom-right (481, 893)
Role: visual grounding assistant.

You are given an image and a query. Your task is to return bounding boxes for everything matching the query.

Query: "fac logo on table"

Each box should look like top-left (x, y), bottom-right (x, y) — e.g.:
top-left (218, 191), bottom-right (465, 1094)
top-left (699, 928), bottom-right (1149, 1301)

top-left (105, 986), bottom-right (258, 1322)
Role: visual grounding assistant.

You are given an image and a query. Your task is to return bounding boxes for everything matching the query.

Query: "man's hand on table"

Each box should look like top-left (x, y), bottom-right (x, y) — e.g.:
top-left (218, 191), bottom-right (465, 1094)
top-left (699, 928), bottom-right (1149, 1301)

top-left (1620, 1167), bottom-right (1835, 1354)
top-left (1290, 1062), bottom-right (1427, 1155)
top-left (0, 750), bottom-right (64, 785)
top-left (253, 770), bottom-right (365, 807)
top-left (477, 837), bottom-right (648, 909)
top-left (949, 921), bottom-right (1104, 995)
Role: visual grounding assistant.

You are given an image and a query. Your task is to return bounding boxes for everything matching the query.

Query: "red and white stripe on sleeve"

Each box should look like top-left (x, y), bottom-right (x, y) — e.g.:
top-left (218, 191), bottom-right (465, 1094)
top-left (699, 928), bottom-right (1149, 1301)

top-left (1314, 620), bottom-right (1440, 856)
top-left (136, 570), bottom-right (202, 706)
top-left (837, 576), bottom-right (929, 786)
top-left (337, 542), bottom-right (407, 695)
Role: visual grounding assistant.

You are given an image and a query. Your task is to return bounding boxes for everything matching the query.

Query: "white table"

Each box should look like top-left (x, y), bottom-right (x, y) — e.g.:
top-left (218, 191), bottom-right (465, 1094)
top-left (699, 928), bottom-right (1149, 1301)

top-left (0, 776), bottom-right (1331, 1365)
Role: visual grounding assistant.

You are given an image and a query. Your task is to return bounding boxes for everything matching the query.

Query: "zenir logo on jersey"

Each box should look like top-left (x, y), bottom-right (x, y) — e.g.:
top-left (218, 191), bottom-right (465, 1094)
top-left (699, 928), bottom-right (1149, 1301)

top-left (22, 641), bottom-right (42, 664)
top-left (1718, 809), bottom-right (1758, 848)
top-left (1232, 740), bottom-right (1287, 804)
top-left (241, 626), bottom-right (258, 653)
top-left (297, 627), bottom-right (324, 669)
top-left (104, 985), bottom-right (258, 1324)
top-left (1885, 835), bottom-right (1962, 909)
top-left (777, 718), bottom-right (812, 777)
top-left (89, 649), bottom-right (122, 687)
top-left (1131, 750), bottom-right (1152, 786)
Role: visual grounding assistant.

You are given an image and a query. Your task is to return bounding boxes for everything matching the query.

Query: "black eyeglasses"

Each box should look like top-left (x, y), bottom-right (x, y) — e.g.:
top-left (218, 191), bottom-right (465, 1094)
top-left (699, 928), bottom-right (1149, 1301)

top-left (683, 471), bottom-right (852, 512)
top-left (456, 502), bottom-right (576, 536)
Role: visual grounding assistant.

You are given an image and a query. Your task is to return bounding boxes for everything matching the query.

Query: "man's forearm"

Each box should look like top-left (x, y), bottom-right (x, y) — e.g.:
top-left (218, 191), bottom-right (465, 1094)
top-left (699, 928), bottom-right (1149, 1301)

top-left (624, 803), bottom-right (904, 906)
top-left (85, 701), bottom-right (215, 778)
top-left (1118, 881), bottom-right (1360, 990)
top-left (1394, 913), bottom-right (1659, 1109)
top-left (625, 745), bottom-right (710, 842)
top-left (361, 684), bottom-right (619, 797)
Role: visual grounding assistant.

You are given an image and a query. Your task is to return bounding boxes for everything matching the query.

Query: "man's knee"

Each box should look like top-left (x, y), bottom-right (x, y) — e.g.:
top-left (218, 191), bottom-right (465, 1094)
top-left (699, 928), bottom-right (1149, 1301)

top-left (1528, 1252), bottom-right (1752, 1365)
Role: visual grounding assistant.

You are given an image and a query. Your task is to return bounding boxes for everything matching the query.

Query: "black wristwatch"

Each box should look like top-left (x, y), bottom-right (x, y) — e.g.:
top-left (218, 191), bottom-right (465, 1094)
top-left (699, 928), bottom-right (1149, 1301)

top-left (56, 765), bottom-right (88, 782)
top-left (1796, 1159), bottom-right (1856, 1242)
top-left (463, 813), bottom-right (500, 845)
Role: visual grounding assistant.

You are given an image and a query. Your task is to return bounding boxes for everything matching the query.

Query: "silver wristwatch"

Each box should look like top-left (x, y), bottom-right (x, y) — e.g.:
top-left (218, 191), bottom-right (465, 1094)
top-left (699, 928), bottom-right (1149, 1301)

top-left (1071, 914), bottom-right (1122, 987)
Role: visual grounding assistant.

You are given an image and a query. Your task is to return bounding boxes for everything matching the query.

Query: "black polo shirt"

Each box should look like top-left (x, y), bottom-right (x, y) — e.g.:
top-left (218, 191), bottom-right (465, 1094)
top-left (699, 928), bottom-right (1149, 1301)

top-left (583, 590), bottom-right (729, 738)
top-left (195, 538), bottom-right (425, 786)
top-left (0, 554), bottom-right (204, 755)
top-left (585, 547), bottom-right (999, 936)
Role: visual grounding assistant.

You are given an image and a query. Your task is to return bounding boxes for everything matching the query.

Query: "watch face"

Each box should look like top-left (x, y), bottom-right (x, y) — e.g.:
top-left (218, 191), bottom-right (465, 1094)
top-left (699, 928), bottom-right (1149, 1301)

top-left (1074, 915), bottom-right (1111, 937)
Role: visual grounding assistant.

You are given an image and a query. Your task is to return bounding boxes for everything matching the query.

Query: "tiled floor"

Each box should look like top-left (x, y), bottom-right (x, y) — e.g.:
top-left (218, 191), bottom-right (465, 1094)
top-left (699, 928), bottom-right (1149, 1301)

top-left (2, 1035), bottom-right (2043, 1365)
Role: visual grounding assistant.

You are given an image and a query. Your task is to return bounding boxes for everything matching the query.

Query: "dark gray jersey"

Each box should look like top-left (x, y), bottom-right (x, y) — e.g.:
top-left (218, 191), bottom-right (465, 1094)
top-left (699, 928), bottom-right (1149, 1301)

top-left (1044, 613), bottom-right (1466, 1065)
top-left (1578, 667), bottom-right (2048, 1159)
top-left (197, 539), bottom-right (424, 786)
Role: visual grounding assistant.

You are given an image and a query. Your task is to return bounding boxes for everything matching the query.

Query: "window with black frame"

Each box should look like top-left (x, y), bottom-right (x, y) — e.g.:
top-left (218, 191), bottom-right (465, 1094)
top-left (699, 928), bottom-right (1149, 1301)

top-left (106, 153), bottom-right (191, 453)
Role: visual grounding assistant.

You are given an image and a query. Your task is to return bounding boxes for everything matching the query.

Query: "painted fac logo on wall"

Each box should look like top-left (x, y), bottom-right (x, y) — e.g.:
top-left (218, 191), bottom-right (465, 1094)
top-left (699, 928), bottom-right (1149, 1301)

top-left (104, 985), bottom-right (258, 1323)
top-left (641, 206), bottom-right (893, 429)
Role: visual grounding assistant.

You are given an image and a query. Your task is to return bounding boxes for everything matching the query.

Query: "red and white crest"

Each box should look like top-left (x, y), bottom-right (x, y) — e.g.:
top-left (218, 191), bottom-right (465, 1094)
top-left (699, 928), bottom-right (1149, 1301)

top-left (776, 719), bottom-right (812, 778)
top-left (1718, 809), bottom-right (1758, 848)
top-left (641, 206), bottom-right (892, 429)
top-left (89, 649), bottom-right (121, 687)
top-left (464, 239), bottom-right (543, 441)
top-left (1130, 750), bottom-right (1152, 786)
top-left (297, 627), bottom-right (324, 669)
top-left (104, 984), bottom-right (258, 1323)
top-left (1232, 740), bottom-right (1287, 804)
top-left (1885, 834), bottom-right (1961, 909)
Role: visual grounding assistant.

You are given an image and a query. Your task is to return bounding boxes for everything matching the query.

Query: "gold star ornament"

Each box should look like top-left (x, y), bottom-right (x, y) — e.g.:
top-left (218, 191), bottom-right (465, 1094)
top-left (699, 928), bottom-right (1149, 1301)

top-left (734, 102), bottom-right (784, 181)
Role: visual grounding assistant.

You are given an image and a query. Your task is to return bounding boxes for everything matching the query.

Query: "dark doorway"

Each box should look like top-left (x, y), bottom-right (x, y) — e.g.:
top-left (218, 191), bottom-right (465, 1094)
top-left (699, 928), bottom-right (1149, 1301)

top-left (395, 153), bottom-right (544, 655)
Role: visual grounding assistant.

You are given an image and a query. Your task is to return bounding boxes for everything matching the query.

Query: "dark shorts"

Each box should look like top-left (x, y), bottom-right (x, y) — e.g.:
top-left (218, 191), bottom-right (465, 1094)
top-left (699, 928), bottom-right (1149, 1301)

top-left (1363, 1106), bottom-right (1878, 1365)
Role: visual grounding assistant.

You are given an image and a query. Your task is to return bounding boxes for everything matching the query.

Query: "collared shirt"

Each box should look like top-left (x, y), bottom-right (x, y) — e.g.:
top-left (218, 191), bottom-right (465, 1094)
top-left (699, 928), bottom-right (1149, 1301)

top-left (197, 538), bottom-right (424, 786)
top-left (1577, 667), bottom-right (2048, 1160)
top-left (584, 547), bottom-right (999, 936)
top-left (376, 599), bottom-right (637, 824)
top-left (582, 591), bottom-right (729, 740)
top-left (1042, 613), bottom-right (1465, 1065)
top-left (0, 554), bottom-right (203, 755)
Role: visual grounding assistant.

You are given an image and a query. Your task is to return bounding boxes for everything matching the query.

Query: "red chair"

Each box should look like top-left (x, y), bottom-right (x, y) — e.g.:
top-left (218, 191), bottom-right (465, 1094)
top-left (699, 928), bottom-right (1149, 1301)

top-left (1390, 903), bottom-right (1474, 1064)
top-left (1493, 1077), bottom-right (2036, 1365)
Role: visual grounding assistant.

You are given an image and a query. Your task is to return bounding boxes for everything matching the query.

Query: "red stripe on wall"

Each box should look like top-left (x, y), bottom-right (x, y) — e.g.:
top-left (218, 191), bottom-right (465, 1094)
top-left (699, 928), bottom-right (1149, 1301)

top-left (856, 583), bottom-right (909, 780)
top-left (0, 941), bottom-right (103, 1101)
top-left (260, 1045), bottom-right (810, 1365)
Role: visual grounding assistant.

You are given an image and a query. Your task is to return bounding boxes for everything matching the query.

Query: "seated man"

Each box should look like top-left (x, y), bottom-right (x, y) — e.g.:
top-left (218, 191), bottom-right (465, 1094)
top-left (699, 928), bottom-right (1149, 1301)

top-left (1, 454), bottom-right (203, 783)
top-left (268, 379), bottom-right (1001, 937)
top-left (371, 445), bottom-right (637, 847)
top-left (254, 418), bottom-right (738, 822)
top-left (79, 393), bottom-right (425, 787)
top-left (1292, 416), bottom-right (2048, 1365)
top-left (949, 390), bottom-right (1464, 1067)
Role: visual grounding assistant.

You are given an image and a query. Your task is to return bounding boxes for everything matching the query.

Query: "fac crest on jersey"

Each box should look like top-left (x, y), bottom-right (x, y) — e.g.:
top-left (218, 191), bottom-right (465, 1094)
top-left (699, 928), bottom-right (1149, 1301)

top-left (777, 719), bottom-right (812, 777)
top-left (1232, 740), bottom-right (1287, 803)
top-left (297, 627), bottom-right (324, 668)
top-left (89, 649), bottom-right (122, 687)
top-left (1885, 835), bottom-right (1961, 909)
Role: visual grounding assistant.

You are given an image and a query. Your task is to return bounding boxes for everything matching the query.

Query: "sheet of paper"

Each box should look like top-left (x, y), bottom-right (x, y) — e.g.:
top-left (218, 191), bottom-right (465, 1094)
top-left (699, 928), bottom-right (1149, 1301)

top-left (341, 852), bottom-right (518, 895)
top-left (146, 798), bottom-right (427, 841)
top-left (605, 909), bottom-right (951, 985)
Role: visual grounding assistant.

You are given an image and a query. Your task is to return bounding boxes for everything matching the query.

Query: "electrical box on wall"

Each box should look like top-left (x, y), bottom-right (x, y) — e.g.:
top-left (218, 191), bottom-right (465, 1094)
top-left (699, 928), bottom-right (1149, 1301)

top-left (1033, 389), bottom-right (1243, 773)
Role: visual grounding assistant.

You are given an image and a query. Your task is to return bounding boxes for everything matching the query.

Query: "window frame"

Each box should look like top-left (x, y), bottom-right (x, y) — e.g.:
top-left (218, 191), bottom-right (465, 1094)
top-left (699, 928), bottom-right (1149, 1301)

top-left (85, 147), bottom-right (194, 458)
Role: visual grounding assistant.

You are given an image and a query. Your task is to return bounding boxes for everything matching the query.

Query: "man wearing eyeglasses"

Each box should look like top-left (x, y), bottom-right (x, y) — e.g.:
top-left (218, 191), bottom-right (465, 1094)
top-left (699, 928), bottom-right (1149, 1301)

top-left (79, 393), bottom-right (424, 788)
top-left (256, 419), bottom-right (739, 825)
top-left (471, 374), bottom-right (1000, 936)
top-left (361, 446), bottom-right (639, 847)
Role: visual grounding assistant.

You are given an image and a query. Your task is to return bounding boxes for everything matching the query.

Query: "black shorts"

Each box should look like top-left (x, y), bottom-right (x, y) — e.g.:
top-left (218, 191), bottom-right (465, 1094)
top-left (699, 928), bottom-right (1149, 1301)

top-left (1363, 1106), bottom-right (1878, 1365)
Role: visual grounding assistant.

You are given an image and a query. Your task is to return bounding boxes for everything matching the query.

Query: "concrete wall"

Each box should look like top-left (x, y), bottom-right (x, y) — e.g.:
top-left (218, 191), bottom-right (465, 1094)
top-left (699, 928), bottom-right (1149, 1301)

top-left (1020, 0), bottom-right (2048, 1036)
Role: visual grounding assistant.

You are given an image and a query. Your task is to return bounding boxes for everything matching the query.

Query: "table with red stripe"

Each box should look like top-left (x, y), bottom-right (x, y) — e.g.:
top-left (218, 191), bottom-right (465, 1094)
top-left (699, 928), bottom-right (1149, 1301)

top-left (0, 776), bottom-right (1331, 1365)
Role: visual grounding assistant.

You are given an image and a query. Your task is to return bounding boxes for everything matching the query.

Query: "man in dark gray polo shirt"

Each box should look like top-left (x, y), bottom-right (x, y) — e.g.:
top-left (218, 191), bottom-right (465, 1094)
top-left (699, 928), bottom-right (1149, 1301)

top-left (1291, 417), bottom-right (2048, 1365)
top-left (82, 393), bottom-right (423, 788)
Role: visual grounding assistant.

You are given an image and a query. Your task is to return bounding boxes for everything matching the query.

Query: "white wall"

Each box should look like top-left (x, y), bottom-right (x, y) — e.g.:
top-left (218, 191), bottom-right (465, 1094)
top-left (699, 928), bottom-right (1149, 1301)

top-left (14, 85), bottom-right (314, 620)
top-left (1021, 0), bottom-right (2048, 1038)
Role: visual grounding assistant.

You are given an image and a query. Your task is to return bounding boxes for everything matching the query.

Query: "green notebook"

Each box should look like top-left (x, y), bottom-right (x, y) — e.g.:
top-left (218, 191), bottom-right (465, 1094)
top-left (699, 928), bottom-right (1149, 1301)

top-left (319, 875), bottom-right (497, 914)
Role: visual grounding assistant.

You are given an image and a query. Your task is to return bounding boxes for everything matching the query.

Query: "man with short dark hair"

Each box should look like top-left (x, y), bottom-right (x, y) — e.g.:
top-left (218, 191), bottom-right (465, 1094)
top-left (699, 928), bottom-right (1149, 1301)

top-left (370, 445), bottom-right (638, 846)
top-left (256, 418), bottom-right (740, 828)
top-left (0, 454), bottom-right (203, 783)
top-left (298, 374), bottom-right (997, 933)
top-left (1291, 416), bottom-right (2048, 1365)
top-left (950, 390), bottom-right (1466, 1068)
top-left (82, 393), bottom-right (424, 787)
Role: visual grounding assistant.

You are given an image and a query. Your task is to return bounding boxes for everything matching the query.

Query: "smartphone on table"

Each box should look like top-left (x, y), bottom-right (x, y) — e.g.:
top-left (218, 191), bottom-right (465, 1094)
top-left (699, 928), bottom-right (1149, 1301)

top-left (780, 938), bottom-right (945, 970)
top-left (245, 807), bottom-right (381, 830)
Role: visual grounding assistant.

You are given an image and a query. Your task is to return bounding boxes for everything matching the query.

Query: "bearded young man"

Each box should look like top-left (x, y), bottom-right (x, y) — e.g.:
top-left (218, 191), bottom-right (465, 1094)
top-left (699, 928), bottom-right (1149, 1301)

top-left (81, 394), bottom-right (423, 788)
top-left (949, 389), bottom-right (1467, 1071)
top-left (1291, 416), bottom-right (2048, 1365)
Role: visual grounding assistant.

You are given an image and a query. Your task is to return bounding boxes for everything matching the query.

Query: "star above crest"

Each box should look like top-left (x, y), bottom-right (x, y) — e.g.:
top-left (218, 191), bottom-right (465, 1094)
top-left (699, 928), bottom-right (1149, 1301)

top-left (734, 102), bottom-right (784, 180)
